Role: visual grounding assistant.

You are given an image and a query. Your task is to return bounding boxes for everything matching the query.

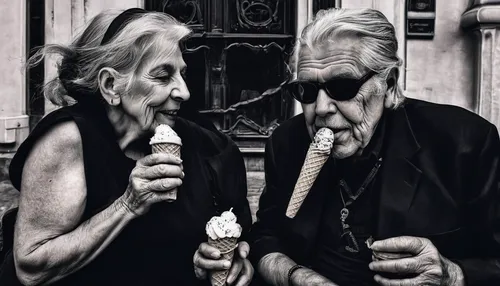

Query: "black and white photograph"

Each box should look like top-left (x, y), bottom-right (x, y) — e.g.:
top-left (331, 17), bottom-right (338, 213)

top-left (0, 0), bottom-right (499, 285)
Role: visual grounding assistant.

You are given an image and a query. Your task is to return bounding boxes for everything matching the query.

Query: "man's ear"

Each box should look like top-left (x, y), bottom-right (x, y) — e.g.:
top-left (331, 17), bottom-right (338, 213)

top-left (98, 67), bottom-right (121, 106)
top-left (384, 67), bottom-right (399, 108)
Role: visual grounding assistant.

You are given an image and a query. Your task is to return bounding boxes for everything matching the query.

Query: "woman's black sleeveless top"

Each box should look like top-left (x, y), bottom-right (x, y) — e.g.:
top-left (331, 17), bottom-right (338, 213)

top-left (1, 100), bottom-right (251, 286)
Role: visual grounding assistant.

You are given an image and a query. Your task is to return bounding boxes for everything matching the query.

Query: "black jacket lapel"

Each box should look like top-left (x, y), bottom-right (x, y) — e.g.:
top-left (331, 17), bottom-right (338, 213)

top-left (377, 106), bottom-right (422, 239)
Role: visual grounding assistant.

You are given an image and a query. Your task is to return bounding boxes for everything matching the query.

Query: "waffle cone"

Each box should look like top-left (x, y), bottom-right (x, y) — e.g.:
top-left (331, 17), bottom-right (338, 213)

top-left (286, 147), bottom-right (330, 218)
top-left (208, 237), bottom-right (238, 286)
top-left (151, 143), bottom-right (181, 201)
top-left (151, 143), bottom-right (181, 158)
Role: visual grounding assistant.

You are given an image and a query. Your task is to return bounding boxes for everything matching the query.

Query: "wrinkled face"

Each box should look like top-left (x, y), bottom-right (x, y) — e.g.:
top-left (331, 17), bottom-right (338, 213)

top-left (298, 36), bottom-right (388, 159)
top-left (120, 41), bottom-right (190, 133)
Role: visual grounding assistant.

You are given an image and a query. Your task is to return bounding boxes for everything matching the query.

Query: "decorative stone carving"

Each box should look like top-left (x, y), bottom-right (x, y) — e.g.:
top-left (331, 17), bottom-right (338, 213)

top-left (148, 0), bottom-right (207, 31)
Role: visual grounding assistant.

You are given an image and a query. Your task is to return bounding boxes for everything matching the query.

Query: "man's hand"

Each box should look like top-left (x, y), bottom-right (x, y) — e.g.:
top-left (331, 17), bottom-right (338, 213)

top-left (290, 267), bottom-right (338, 286)
top-left (368, 236), bottom-right (465, 286)
top-left (193, 241), bottom-right (254, 286)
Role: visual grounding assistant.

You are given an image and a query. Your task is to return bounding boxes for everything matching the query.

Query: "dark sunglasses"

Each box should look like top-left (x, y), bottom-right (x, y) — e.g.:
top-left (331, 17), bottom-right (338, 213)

top-left (283, 70), bottom-right (378, 103)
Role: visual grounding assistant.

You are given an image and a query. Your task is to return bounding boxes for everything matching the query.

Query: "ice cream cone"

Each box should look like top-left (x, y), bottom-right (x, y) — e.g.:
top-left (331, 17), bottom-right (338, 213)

top-left (286, 146), bottom-right (330, 218)
top-left (151, 142), bottom-right (181, 158)
top-left (150, 124), bottom-right (182, 201)
top-left (208, 237), bottom-right (238, 286)
top-left (151, 142), bottom-right (181, 201)
top-left (205, 209), bottom-right (242, 286)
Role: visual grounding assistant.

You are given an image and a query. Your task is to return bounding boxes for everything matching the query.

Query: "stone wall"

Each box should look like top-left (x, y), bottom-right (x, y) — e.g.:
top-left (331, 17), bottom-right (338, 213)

top-left (405, 0), bottom-right (476, 111)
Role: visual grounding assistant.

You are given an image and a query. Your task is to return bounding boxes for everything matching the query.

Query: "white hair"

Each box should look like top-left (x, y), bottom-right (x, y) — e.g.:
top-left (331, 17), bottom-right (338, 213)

top-left (27, 9), bottom-right (192, 106)
top-left (290, 8), bottom-right (405, 109)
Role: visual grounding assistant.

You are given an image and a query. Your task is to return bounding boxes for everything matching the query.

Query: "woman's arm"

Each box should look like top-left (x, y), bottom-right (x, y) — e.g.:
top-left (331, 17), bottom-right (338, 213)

top-left (13, 121), bottom-right (135, 285)
top-left (13, 121), bottom-right (183, 286)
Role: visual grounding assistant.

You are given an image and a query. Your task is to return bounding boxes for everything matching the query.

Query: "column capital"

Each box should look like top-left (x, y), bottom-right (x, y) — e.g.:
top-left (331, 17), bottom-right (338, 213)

top-left (462, 2), bottom-right (500, 29)
top-left (467, 0), bottom-right (500, 9)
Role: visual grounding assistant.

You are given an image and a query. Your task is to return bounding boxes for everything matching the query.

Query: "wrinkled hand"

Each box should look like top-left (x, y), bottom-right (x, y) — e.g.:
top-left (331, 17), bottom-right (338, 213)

top-left (290, 267), bottom-right (338, 286)
top-left (369, 236), bottom-right (464, 286)
top-left (193, 241), bottom-right (254, 286)
top-left (121, 153), bottom-right (184, 216)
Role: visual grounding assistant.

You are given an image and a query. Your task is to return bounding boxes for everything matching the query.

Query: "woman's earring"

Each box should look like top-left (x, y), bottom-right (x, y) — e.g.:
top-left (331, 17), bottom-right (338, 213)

top-left (111, 98), bottom-right (114, 105)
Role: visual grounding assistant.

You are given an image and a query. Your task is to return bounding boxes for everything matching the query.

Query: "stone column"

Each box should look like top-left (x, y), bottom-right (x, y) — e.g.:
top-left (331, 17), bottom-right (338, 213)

top-left (461, 0), bottom-right (500, 129)
top-left (0, 0), bottom-right (29, 154)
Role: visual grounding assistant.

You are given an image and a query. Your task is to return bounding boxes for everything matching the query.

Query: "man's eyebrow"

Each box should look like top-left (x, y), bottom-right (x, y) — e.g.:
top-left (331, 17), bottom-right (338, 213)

top-left (326, 66), bottom-right (370, 78)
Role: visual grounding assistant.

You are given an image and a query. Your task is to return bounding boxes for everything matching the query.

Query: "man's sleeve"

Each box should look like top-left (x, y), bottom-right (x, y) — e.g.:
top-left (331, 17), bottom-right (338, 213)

top-left (248, 136), bottom-right (285, 265)
top-left (454, 123), bottom-right (500, 285)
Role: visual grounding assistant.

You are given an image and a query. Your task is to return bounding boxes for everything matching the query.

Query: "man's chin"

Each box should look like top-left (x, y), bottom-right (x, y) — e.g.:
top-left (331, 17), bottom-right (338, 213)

top-left (331, 146), bottom-right (357, 159)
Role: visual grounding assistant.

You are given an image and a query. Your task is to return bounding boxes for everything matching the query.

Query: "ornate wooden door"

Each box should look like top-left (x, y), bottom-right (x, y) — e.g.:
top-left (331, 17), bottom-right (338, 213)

top-left (146, 0), bottom-right (296, 172)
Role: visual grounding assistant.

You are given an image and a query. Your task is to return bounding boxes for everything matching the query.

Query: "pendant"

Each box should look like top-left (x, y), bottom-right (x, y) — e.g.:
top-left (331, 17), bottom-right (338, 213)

top-left (340, 208), bottom-right (349, 222)
top-left (339, 207), bottom-right (359, 253)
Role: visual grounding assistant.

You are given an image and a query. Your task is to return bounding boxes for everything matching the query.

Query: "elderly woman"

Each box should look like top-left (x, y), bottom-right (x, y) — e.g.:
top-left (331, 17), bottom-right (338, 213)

top-left (0, 8), bottom-right (253, 286)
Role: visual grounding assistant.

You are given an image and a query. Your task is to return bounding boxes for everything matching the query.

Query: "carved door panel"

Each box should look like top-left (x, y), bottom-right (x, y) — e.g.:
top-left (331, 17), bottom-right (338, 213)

top-left (146, 0), bottom-right (296, 171)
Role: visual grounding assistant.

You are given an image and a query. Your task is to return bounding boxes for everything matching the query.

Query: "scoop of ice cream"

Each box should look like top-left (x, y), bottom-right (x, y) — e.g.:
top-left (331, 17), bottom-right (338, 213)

top-left (312, 127), bottom-right (334, 152)
top-left (150, 124), bottom-right (182, 145)
top-left (206, 208), bottom-right (242, 240)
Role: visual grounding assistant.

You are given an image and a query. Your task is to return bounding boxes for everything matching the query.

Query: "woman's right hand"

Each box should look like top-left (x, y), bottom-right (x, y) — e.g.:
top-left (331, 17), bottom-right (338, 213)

top-left (120, 153), bottom-right (184, 216)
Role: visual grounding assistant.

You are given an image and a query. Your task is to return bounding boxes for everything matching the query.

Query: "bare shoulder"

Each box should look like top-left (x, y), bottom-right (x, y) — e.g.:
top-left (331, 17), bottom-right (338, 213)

top-left (16, 120), bottom-right (87, 245)
top-left (27, 120), bottom-right (83, 166)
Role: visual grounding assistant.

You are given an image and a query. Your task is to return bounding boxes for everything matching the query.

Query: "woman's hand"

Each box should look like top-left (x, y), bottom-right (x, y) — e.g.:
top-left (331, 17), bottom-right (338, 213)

top-left (121, 153), bottom-right (184, 216)
top-left (193, 241), bottom-right (254, 286)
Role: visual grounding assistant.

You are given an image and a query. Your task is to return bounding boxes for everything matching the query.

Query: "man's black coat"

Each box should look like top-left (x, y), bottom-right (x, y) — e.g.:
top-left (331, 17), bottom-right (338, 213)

top-left (249, 98), bottom-right (500, 285)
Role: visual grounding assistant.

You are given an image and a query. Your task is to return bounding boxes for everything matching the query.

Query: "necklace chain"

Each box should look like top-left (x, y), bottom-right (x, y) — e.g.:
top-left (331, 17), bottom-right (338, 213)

top-left (338, 157), bottom-right (383, 253)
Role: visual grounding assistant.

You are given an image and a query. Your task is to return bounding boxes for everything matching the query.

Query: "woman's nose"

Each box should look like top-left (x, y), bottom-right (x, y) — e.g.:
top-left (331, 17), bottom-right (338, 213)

top-left (315, 88), bottom-right (337, 117)
top-left (171, 78), bottom-right (190, 102)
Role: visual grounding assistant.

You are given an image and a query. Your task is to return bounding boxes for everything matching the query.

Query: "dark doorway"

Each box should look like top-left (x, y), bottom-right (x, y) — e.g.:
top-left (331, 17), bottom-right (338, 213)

top-left (26, 0), bottom-right (45, 129)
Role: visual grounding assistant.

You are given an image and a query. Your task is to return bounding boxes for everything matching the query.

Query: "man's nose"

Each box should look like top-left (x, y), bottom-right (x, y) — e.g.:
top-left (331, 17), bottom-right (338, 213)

top-left (171, 77), bottom-right (191, 102)
top-left (315, 88), bottom-right (337, 117)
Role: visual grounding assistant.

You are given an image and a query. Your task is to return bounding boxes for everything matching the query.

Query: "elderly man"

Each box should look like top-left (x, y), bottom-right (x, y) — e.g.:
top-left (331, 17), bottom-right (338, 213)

top-left (248, 8), bottom-right (500, 286)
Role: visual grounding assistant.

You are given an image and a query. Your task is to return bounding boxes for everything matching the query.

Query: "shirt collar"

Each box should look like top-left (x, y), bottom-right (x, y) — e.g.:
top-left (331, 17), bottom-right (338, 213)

top-left (366, 112), bottom-right (386, 159)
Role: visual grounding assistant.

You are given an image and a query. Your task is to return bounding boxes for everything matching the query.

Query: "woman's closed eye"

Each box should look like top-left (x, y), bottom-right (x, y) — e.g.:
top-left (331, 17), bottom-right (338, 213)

top-left (155, 74), bottom-right (172, 83)
top-left (151, 69), bottom-right (186, 83)
top-left (147, 63), bottom-right (176, 83)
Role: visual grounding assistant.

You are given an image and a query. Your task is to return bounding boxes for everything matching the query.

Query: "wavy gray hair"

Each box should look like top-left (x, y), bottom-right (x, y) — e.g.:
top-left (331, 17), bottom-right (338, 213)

top-left (289, 8), bottom-right (405, 109)
top-left (27, 9), bottom-right (192, 106)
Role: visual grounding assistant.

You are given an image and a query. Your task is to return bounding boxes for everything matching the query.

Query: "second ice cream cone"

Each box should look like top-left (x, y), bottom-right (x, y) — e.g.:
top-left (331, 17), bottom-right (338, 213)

top-left (208, 237), bottom-right (238, 286)
top-left (286, 127), bottom-right (334, 218)
top-left (286, 147), bottom-right (330, 218)
top-left (205, 209), bottom-right (242, 286)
